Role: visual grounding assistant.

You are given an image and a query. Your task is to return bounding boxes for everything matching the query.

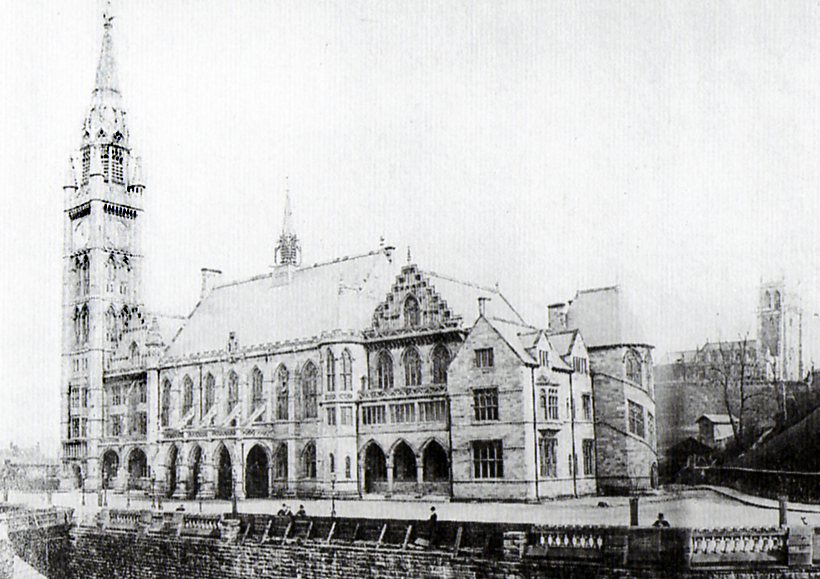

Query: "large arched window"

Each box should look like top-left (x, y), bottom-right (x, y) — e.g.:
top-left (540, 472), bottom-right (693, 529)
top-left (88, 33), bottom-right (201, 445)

top-left (302, 442), bottom-right (317, 479)
top-left (204, 373), bottom-right (215, 415)
top-left (341, 349), bottom-right (352, 391)
top-left (625, 351), bottom-right (642, 385)
top-left (302, 362), bottom-right (318, 419)
top-left (432, 344), bottom-right (450, 384)
top-left (251, 367), bottom-right (264, 410)
top-left (227, 371), bottom-right (239, 414)
top-left (160, 379), bottom-right (171, 427)
top-left (276, 366), bottom-right (288, 420)
top-left (377, 351), bottom-right (393, 390)
top-left (404, 347), bottom-right (422, 386)
top-left (182, 375), bottom-right (194, 416)
top-left (404, 296), bottom-right (420, 328)
top-left (326, 349), bottom-right (336, 392)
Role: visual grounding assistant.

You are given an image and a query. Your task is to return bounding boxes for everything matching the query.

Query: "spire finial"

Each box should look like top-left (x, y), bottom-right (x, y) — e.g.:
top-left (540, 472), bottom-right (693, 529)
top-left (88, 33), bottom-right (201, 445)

top-left (407, 246), bottom-right (412, 264)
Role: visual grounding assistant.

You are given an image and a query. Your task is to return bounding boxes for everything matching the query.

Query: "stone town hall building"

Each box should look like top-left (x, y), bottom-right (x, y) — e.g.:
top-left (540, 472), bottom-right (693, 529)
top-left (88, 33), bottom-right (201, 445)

top-left (61, 15), bottom-right (656, 501)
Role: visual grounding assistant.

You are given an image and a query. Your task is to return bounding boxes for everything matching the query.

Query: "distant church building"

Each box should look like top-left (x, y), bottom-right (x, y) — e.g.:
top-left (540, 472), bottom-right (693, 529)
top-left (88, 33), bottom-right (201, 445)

top-left (60, 15), bottom-right (650, 501)
top-left (758, 280), bottom-right (802, 382)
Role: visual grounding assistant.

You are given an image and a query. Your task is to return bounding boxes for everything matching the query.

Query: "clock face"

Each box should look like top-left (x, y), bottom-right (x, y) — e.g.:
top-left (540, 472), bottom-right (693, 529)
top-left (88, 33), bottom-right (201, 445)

top-left (106, 217), bottom-right (129, 247)
top-left (73, 219), bottom-right (89, 249)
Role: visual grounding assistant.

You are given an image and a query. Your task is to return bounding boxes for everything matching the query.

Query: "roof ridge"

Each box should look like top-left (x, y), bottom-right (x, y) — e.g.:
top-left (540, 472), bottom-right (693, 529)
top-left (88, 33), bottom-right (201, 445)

top-left (211, 249), bottom-right (385, 291)
top-left (420, 269), bottom-right (499, 294)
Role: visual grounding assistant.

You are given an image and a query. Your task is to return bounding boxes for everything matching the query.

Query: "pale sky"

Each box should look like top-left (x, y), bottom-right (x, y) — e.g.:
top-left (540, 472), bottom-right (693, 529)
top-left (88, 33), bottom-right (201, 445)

top-left (2, 0), bottom-right (820, 453)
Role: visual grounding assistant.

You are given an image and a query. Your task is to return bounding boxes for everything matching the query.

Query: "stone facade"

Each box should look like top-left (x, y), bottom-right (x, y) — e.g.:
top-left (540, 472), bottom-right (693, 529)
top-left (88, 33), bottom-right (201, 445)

top-left (60, 14), bottom-right (610, 503)
top-left (549, 287), bottom-right (658, 494)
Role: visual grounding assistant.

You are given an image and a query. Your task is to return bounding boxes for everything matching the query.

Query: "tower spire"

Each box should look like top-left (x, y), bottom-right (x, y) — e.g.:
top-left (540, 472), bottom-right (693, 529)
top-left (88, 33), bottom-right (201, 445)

top-left (94, 9), bottom-right (120, 96)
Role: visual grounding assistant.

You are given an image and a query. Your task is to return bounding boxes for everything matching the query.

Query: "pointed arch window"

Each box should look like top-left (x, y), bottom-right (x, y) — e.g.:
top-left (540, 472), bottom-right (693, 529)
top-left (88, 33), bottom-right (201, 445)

top-left (326, 349), bottom-right (336, 392)
top-left (81, 147), bottom-right (90, 185)
top-left (204, 373), bottom-right (215, 415)
top-left (227, 371), bottom-right (239, 414)
top-left (160, 379), bottom-right (171, 428)
top-left (341, 350), bottom-right (352, 391)
top-left (181, 375), bottom-right (194, 416)
top-left (404, 296), bottom-right (420, 328)
top-left (377, 351), bottom-right (393, 390)
top-left (130, 342), bottom-right (140, 366)
top-left (625, 351), bottom-right (642, 385)
top-left (79, 305), bottom-right (90, 344)
top-left (432, 344), bottom-right (450, 384)
top-left (302, 362), bottom-right (318, 419)
top-left (252, 367), bottom-right (264, 411)
top-left (404, 347), bottom-right (422, 386)
top-left (302, 442), bottom-right (317, 479)
top-left (276, 366), bottom-right (289, 420)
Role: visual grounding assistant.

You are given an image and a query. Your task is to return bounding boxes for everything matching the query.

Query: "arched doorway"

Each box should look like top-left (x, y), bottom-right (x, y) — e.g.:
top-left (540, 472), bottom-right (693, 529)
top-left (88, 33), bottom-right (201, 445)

top-left (72, 464), bottom-right (83, 489)
top-left (101, 450), bottom-right (119, 490)
top-left (423, 441), bottom-right (449, 482)
top-left (393, 442), bottom-right (417, 490)
top-left (166, 446), bottom-right (178, 498)
top-left (188, 445), bottom-right (202, 499)
top-left (245, 445), bottom-right (269, 498)
top-left (363, 443), bottom-right (387, 493)
top-left (216, 446), bottom-right (233, 500)
top-left (127, 448), bottom-right (147, 490)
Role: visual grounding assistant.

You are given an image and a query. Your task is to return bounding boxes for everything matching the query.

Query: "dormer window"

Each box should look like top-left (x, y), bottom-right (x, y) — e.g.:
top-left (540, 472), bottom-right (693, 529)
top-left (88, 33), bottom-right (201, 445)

top-left (404, 296), bottom-right (420, 328)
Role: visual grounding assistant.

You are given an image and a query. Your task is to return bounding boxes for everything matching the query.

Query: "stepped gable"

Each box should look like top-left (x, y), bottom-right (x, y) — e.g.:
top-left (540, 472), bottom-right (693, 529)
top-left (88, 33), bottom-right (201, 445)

top-left (368, 264), bottom-right (527, 337)
top-left (163, 250), bottom-right (400, 360)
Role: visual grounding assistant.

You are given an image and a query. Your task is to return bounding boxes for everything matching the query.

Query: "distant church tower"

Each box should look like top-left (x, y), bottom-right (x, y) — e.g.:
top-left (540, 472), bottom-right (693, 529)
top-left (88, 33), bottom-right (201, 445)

top-left (758, 280), bottom-right (802, 382)
top-left (61, 13), bottom-right (145, 488)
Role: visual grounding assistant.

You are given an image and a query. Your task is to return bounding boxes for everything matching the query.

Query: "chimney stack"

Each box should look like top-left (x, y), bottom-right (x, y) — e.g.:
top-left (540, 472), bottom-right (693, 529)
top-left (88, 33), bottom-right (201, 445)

top-left (478, 297), bottom-right (490, 317)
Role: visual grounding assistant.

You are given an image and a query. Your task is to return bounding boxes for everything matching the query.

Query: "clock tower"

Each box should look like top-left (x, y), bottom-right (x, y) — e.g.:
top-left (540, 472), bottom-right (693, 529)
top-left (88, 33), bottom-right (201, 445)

top-left (61, 13), bottom-right (145, 489)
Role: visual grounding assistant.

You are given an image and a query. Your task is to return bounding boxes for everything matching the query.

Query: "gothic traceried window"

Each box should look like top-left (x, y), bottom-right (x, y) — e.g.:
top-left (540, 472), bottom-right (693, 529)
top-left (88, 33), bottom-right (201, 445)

top-left (302, 441), bottom-right (317, 479)
top-left (432, 344), bottom-right (450, 384)
top-left (302, 362), bottom-right (318, 419)
top-left (160, 379), bottom-right (171, 428)
top-left (404, 296), bottom-right (420, 328)
top-left (377, 351), bottom-right (393, 390)
top-left (341, 349), bottom-right (352, 391)
top-left (276, 366), bottom-right (289, 420)
top-left (326, 349), bottom-right (336, 392)
top-left (204, 373), bottom-right (215, 415)
top-left (404, 347), bottom-right (422, 386)
top-left (227, 371), bottom-right (239, 414)
top-left (252, 367), bottom-right (264, 411)
top-left (182, 375), bottom-right (194, 416)
top-left (625, 351), bottom-right (642, 385)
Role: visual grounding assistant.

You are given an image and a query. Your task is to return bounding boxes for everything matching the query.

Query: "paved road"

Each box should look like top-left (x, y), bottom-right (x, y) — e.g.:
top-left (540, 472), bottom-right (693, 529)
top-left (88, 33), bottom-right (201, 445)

top-left (10, 487), bottom-right (818, 529)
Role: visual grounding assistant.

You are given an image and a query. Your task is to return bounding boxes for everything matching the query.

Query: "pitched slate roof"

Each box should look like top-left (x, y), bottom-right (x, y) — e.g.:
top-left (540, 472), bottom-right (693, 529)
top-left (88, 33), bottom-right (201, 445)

top-left (565, 286), bottom-right (650, 349)
top-left (164, 250), bottom-right (402, 359)
top-left (547, 329), bottom-right (579, 358)
top-left (163, 253), bottom-right (532, 361)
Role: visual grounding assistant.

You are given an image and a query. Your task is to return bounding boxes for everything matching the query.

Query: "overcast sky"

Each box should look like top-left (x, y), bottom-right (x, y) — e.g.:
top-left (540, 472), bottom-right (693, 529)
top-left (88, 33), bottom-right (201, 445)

top-left (2, 0), bottom-right (820, 452)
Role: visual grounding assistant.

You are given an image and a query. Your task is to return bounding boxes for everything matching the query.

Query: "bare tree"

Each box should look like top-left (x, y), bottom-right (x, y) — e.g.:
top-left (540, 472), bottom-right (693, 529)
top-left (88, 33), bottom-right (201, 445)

top-left (696, 335), bottom-right (769, 446)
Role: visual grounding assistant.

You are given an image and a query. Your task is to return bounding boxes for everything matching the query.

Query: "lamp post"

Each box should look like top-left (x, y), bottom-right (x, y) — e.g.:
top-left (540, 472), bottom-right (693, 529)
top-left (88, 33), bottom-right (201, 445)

top-left (151, 476), bottom-right (156, 509)
top-left (81, 472), bottom-right (85, 506)
top-left (330, 472), bottom-right (337, 519)
top-left (231, 466), bottom-right (237, 515)
top-left (126, 472), bottom-right (131, 508)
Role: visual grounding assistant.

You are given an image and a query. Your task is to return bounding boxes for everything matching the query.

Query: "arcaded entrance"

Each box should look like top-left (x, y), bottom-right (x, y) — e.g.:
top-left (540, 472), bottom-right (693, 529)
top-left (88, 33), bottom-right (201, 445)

top-left (166, 446), bottom-right (178, 498)
top-left (363, 443), bottom-right (387, 493)
top-left (127, 448), bottom-right (147, 489)
top-left (216, 446), bottom-right (233, 500)
top-left (423, 441), bottom-right (449, 482)
top-left (101, 450), bottom-right (119, 490)
top-left (245, 445), bottom-right (269, 498)
top-left (188, 445), bottom-right (202, 499)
